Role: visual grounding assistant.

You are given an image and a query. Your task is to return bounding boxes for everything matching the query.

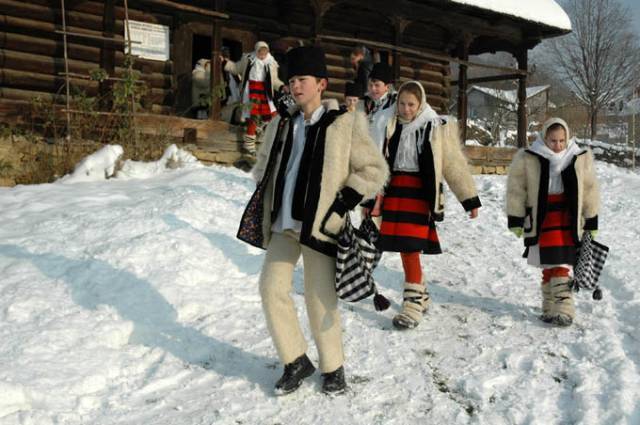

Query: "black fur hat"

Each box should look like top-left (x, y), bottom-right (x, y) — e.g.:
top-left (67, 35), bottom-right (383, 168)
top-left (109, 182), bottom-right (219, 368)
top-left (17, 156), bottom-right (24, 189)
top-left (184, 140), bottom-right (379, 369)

top-left (369, 62), bottom-right (393, 84)
top-left (286, 46), bottom-right (328, 81)
top-left (344, 82), bottom-right (364, 98)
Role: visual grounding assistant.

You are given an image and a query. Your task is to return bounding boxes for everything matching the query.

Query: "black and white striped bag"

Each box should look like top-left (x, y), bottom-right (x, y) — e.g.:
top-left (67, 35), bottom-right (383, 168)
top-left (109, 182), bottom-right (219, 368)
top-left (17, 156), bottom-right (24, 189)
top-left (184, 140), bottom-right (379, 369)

top-left (335, 214), bottom-right (389, 310)
top-left (572, 231), bottom-right (609, 300)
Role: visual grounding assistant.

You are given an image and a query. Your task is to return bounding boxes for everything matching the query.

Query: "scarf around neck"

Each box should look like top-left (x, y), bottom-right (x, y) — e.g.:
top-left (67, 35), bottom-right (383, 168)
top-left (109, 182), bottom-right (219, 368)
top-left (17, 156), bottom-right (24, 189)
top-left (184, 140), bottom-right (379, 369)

top-left (529, 137), bottom-right (583, 193)
top-left (385, 81), bottom-right (439, 171)
top-left (248, 52), bottom-right (276, 81)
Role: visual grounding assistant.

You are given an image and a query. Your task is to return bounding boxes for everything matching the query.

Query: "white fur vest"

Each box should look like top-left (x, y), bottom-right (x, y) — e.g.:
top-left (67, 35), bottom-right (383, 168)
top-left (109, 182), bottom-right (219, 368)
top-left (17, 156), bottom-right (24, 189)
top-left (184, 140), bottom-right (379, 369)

top-left (249, 103), bottom-right (389, 257)
top-left (506, 148), bottom-right (600, 246)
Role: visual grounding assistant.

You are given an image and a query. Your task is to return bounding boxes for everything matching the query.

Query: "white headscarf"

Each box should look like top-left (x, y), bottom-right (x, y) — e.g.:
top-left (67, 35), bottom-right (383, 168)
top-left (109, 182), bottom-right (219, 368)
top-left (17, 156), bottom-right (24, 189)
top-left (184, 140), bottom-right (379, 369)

top-left (529, 117), bottom-right (583, 194)
top-left (386, 81), bottom-right (439, 171)
top-left (248, 41), bottom-right (276, 81)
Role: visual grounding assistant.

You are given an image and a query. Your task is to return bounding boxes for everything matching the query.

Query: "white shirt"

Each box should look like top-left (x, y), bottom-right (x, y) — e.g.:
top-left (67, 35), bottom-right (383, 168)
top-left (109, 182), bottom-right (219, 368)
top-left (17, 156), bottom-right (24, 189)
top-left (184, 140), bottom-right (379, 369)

top-left (272, 105), bottom-right (326, 233)
top-left (367, 92), bottom-right (396, 151)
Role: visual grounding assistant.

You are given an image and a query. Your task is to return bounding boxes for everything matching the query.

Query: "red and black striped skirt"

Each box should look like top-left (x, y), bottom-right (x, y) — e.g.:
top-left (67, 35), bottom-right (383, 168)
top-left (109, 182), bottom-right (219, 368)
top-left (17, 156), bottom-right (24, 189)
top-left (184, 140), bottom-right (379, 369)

top-left (376, 172), bottom-right (442, 254)
top-left (536, 193), bottom-right (576, 265)
top-left (248, 80), bottom-right (275, 122)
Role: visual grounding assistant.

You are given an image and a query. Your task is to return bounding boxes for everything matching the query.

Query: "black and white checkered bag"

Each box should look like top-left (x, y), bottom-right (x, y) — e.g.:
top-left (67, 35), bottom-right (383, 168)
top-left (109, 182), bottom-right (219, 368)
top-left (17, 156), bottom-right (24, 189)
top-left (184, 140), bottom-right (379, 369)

top-left (572, 231), bottom-right (609, 300)
top-left (335, 214), bottom-right (389, 310)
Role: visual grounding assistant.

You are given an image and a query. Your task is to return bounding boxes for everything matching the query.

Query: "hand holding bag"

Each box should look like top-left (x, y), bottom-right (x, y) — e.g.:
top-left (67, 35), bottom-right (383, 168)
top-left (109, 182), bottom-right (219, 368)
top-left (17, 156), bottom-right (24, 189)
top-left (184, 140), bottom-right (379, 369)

top-left (335, 214), bottom-right (389, 310)
top-left (572, 231), bottom-right (609, 300)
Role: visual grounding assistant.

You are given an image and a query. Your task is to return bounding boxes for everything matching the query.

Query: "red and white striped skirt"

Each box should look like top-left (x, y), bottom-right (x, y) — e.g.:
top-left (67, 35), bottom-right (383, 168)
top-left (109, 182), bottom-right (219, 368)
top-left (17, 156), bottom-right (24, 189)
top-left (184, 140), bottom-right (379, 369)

top-left (527, 193), bottom-right (576, 266)
top-left (247, 80), bottom-right (275, 122)
top-left (376, 173), bottom-right (441, 254)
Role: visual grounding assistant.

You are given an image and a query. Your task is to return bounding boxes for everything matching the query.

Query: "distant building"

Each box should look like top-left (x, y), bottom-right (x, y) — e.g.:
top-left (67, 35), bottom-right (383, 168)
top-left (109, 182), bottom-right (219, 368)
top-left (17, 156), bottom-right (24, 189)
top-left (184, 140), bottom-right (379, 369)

top-left (466, 85), bottom-right (550, 125)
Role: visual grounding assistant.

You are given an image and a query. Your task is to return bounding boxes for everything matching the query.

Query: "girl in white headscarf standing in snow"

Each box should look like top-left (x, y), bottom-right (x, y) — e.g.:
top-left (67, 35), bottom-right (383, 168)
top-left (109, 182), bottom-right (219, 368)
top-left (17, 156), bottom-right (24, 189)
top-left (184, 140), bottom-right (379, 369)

top-left (506, 117), bottom-right (600, 326)
top-left (368, 80), bottom-right (481, 330)
top-left (224, 41), bottom-right (284, 154)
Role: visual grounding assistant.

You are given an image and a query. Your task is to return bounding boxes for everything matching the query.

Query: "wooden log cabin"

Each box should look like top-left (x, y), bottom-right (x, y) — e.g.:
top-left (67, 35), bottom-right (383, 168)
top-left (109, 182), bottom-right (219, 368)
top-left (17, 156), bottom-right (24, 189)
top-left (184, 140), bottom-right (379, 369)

top-left (0, 0), bottom-right (571, 150)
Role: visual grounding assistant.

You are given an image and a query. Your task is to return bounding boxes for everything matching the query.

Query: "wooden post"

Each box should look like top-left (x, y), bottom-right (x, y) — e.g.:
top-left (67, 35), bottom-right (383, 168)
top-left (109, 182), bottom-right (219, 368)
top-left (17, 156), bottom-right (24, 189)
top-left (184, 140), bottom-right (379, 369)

top-left (632, 101), bottom-right (636, 168)
top-left (516, 48), bottom-right (528, 148)
top-left (60, 0), bottom-right (71, 143)
top-left (210, 0), bottom-right (224, 121)
top-left (172, 18), bottom-right (192, 116)
top-left (99, 0), bottom-right (116, 110)
top-left (392, 17), bottom-right (410, 84)
top-left (183, 127), bottom-right (197, 144)
top-left (311, 0), bottom-right (332, 44)
top-left (457, 35), bottom-right (471, 144)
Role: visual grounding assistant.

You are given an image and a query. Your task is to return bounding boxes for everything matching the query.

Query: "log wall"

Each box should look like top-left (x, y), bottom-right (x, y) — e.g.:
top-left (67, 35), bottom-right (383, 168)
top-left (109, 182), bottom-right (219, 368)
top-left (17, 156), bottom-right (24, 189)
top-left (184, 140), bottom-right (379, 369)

top-left (0, 0), bottom-right (175, 114)
top-left (1, 0), bottom-right (453, 119)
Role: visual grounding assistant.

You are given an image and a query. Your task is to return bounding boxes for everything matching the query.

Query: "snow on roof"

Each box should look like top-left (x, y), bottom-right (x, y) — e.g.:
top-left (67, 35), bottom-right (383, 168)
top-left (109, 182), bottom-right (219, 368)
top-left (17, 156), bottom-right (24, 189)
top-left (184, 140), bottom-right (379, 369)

top-left (470, 85), bottom-right (550, 104)
top-left (449, 0), bottom-right (572, 31)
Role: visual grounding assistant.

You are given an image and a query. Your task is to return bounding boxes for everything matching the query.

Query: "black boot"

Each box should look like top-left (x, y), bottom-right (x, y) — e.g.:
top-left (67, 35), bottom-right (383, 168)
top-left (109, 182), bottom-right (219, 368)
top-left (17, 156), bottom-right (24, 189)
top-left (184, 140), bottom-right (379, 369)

top-left (321, 366), bottom-right (347, 395)
top-left (274, 354), bottom-right (315, 395)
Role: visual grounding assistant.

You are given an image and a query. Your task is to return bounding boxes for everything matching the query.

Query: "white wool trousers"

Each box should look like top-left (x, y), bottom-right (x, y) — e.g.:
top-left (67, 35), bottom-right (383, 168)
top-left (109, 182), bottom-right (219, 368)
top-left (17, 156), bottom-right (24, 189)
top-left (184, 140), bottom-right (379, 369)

top-left (259, 231), bottom-right (344, 373)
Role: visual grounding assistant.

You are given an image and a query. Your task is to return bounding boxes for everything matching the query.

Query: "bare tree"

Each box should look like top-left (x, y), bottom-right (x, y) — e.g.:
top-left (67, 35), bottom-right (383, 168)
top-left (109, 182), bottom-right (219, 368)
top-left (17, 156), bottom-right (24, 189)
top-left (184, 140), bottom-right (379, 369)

top-left (549, 0), bottom-right (640, 140)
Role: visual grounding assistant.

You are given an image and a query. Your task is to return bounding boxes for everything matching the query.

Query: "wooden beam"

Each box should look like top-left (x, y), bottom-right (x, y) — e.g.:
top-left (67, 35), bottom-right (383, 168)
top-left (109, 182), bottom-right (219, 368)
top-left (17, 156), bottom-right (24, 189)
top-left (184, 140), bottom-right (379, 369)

top-left (210, 0), bottom-right (224, 120)
top-left (310, 0), bottom-right (333, 43)
top-left (137, 0), bottom-right (229, 19)
top-left (516, 48), bottom-right (528, 148)
top-left (317, 34), bottom-right (528, 76)
top-left (451, 73), bottom-right (522, 86)
top-left (99, 0), bottom-right (116, 109)
top-left (391, 16), bottom-right (412, 83)
top-left (172, 16), bottom-right (192, 116)
top-left (457, 35), bottom-right (472, 143)
top-left (55, 29), bottom-right (139, 46)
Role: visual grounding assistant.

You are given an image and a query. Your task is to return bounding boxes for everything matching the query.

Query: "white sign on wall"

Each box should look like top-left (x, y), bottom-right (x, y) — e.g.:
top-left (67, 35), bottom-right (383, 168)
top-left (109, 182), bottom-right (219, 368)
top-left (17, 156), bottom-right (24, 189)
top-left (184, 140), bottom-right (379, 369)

top-left (124, 20), bottom-right (170, 62)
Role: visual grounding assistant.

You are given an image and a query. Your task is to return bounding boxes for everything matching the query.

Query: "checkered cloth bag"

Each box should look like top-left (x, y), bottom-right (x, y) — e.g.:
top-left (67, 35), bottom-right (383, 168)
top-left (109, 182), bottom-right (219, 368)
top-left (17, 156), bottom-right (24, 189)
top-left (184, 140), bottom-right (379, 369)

top-left (572, 231), bottom-right (609, 300)
top-left (335, 214), bottom-right (389, 310)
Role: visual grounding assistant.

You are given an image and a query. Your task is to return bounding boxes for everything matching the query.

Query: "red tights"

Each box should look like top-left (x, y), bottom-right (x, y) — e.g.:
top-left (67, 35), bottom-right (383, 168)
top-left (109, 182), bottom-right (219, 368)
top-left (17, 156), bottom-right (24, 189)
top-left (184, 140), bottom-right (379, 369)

top-left (542, 267), bottom-right (570, 282)
top-left (401, 252), bottom-right (422, 284)
top-left (246, 119), bottom-right (258, 137)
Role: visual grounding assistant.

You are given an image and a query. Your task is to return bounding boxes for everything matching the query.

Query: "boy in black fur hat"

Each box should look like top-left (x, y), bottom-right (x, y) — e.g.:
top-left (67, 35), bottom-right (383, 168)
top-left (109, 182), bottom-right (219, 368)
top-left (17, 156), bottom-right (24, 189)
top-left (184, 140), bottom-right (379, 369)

top-left (238, 46), bottom-right (388, 395)
top-left (363, 62), bottom-right (397, 152)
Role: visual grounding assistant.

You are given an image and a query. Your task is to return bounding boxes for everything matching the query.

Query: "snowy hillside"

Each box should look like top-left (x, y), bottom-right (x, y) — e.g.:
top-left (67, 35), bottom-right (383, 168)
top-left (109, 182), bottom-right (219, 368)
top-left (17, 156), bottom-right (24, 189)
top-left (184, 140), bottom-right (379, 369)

top-left (1, 158), bottom-right (639, 424)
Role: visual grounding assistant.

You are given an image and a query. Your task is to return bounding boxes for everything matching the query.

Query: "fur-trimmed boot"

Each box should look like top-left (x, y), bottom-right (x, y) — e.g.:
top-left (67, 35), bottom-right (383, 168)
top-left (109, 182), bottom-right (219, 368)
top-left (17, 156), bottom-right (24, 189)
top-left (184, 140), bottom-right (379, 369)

top-left (540, 281), bottom-right (553, 323)
top-left (242, 134), bottom-right (256, 155)
top-left (393, 281), bottom-right (429, 330)
top-left (548, 276), bottom-right (575, 326)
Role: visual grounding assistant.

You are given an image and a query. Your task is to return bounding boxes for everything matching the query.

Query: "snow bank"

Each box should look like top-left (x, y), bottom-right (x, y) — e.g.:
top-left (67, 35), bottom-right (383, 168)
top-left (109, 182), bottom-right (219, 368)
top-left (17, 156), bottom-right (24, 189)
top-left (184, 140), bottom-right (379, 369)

top-left (2, 162), bottom-right (639, 424)
top-left (116, 144), bottom-right (201, 180)
top-left (451, 0), bottom-right (572, 30)
top-left (59, 144), bottom-right (201, 184)
top-left (59, 145), bottom-right (124, 184)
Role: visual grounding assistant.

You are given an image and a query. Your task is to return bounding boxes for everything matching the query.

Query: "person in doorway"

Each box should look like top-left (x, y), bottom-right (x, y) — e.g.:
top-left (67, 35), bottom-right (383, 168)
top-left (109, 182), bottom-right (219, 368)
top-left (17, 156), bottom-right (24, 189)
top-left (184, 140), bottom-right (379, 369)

top-left (506, 117), bottom-right (600, 326)
top-left (220, 46), bottom-right (241, 107)
top-left (370, 80), bottom-right (481, 330)
top-left (191, 58), bottom-right (211, 119)
top-left (238, 46), bottom-right (388, 394)
top-left (342, 81), bottom-right (364, 112)
top-left (350, 45), bottom-right (373, 97)
top-left (224, 41), bottom-right (284, 155)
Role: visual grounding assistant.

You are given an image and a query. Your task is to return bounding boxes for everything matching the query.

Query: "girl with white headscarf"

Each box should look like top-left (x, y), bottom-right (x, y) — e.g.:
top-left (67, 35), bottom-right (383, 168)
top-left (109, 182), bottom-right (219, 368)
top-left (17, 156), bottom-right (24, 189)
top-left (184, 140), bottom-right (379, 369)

top-left (507, 117), bottom-right (600, 327)
top-left (224, 41), bottom-right (284, 154)
top-left (372, 80), bottom-right (481, 330)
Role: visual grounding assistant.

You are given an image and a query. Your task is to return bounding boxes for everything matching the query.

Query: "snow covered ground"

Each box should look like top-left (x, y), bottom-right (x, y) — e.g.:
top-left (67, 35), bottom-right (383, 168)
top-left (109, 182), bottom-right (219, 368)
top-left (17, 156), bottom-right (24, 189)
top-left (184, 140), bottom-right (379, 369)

top-left (1, 155), bottom-right (639, 424)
